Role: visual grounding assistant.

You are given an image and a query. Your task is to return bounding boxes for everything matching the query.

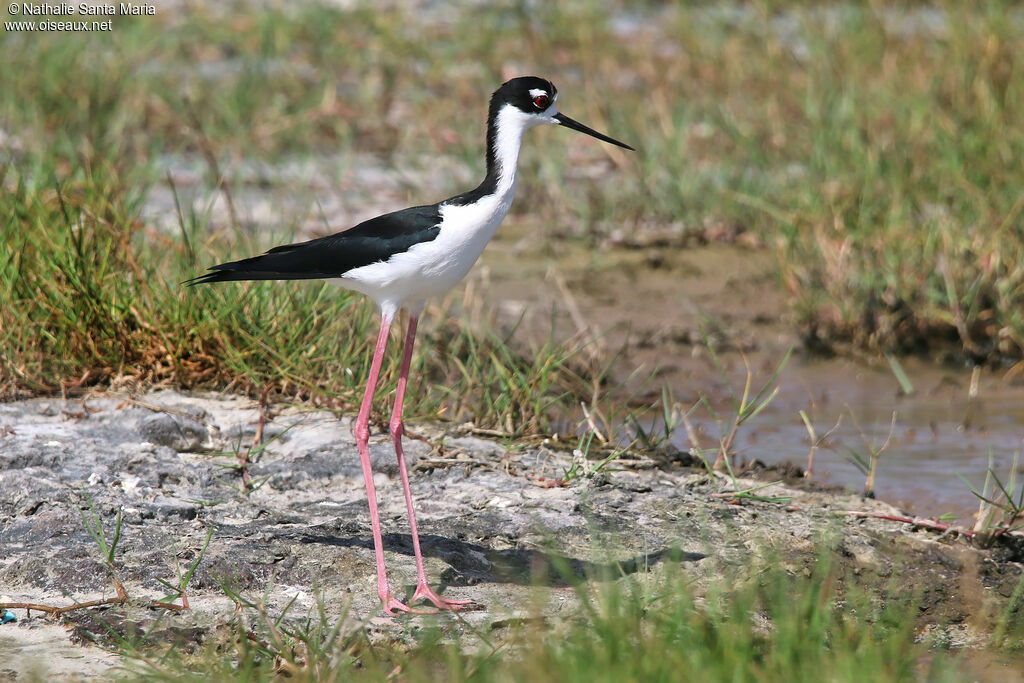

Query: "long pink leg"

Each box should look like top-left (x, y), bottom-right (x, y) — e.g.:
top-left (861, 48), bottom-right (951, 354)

top-left (390, 313), bottom-right (474, 610)
top-left (354, 313), bottom-right (416, 615)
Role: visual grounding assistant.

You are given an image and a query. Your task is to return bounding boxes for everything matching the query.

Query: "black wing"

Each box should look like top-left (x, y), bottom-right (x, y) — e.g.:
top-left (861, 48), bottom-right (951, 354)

top-left (186, 204), bottom-right (442, 285)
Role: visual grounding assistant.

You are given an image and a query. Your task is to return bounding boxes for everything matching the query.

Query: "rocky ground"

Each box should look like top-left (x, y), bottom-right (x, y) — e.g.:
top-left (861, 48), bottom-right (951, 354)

top-left (1, 390), bottom-right (1022, 679)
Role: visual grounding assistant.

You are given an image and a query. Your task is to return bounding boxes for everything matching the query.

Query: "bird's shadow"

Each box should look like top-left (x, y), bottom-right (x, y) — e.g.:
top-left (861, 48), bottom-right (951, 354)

top-left (301, 531), bottom-right (705, 590)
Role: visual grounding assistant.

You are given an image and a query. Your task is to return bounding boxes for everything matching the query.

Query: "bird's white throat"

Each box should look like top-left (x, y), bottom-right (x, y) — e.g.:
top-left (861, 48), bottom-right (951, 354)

top-left (489, 102), bottom-right (555, 197)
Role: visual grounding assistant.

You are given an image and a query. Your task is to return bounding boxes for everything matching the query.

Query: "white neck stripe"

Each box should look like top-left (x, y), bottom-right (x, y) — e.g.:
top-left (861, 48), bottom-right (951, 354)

top-left (490, 103), bottom-right (541, 195)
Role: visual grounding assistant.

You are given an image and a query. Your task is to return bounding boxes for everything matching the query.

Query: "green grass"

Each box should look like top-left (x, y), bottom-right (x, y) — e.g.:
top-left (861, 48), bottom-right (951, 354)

top-left (3, 2), bottom-right (1024, 411)
top-left (115, 551), bottom-right (966, 682)
top-left (0, 2), bottom-right (608, 431)
top-left (0, 156), bottom-right (590, 429)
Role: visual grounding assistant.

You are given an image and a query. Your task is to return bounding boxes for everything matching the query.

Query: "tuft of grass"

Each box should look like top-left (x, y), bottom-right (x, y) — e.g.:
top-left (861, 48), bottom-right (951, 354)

top-left (693, 342), bottom-right (791, 471)
top-left (421, 313), bottom-right (593, 436)
top-left (844, 409), bottom-right (898, 498)
top-left (709, 3), bottom-right (1024, 362)
top-left (961, 452), bottom-right (1024, 543)
top-left (497, 560), bottom-right (935, 683)
top-left (154, 527), bottom-right (214, 610)
top-left (80, 495), bottom-right (123, 569)
top-left (563, 431), bottom-right (626, 482)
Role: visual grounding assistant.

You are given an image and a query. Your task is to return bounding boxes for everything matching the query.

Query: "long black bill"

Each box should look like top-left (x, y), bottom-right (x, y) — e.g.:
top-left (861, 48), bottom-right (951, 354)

top-left (553, 112), bottom-right (635, 151)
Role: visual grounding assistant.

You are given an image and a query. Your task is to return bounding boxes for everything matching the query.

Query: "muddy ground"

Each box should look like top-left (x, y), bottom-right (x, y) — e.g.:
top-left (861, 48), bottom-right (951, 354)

top-left (1, 389), bottom-right (1022, 679)
top-left (479, 219), bottom-right (791, 406)
top-left (474, 221), bottom-right (1024, 518)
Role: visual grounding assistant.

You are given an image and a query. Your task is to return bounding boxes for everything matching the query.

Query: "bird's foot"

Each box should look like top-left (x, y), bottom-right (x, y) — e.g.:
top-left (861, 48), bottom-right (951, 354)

top-left (380, 593), bottom-right (437, 616)
top-left (412, 582), bottom-right (477, 611)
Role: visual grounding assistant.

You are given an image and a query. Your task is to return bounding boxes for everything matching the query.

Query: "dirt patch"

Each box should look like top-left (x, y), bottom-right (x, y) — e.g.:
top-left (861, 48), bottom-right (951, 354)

top-left (1, 389), bottom-right (1021, 678)
top-left (479, 222), bottom-right (793, 405)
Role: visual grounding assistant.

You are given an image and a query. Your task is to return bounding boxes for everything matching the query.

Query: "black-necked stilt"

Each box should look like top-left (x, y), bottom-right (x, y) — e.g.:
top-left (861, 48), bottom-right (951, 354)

top-left (189, 76), bottom-right (634, 614)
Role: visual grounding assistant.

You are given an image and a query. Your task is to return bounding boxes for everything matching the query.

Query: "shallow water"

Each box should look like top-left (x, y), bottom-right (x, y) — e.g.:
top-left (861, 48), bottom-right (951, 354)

top-left (478, 224), bottom-right (1024, 522)
top-left (675, 355), bottom-right (1024, 520)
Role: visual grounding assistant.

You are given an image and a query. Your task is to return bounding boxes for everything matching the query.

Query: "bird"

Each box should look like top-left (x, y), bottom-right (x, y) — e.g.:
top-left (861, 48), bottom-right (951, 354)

top-left (188, 76), bottom-right (634, 614)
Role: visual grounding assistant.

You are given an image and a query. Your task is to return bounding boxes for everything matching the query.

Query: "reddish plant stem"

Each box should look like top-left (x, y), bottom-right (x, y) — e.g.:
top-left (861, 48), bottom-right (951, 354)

top-left (1, 572), bottom-right (188, 617)
top-left (837, 510), bottom-right (985, 537)
top-left (238, 385), bottom-right (271, 492)
top-left (715, 501), bottom-right (1013, 540)
top-left (1, 597), bottom-right (188, 617)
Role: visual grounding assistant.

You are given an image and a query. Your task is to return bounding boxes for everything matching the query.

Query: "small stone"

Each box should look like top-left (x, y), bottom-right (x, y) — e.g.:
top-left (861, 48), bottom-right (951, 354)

top-left (121, 475), bottom-right (143, 493)
top-left (138, 413), bottom-right (208, 451)
top-left (140, 500), bottom-right (198, 521)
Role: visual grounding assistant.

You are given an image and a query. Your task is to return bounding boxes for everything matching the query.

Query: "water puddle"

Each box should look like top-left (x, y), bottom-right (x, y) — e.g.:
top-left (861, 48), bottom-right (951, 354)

top-left (674, 355), bottom-right (1024, 519)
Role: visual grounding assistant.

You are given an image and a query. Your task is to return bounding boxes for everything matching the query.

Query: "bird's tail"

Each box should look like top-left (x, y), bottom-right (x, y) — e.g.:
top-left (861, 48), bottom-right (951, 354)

top-left (185, 246), bottom-right (334, 286)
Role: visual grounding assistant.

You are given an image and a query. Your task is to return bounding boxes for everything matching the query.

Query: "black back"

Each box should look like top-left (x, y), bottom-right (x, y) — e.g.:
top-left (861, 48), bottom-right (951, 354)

top-left (187, 204), bottom-right (441, 285)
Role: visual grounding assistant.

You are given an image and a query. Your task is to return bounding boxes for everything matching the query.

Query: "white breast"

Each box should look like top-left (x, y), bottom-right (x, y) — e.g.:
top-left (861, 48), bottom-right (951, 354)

top-left (337, 190), bottom-right (515, 316)
top-left (333, 102), bottom-right (539, 319)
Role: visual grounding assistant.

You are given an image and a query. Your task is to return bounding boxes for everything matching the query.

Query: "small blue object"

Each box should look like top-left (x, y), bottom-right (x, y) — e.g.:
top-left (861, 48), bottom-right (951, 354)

top-left (1, 609), bottom-right (16, 624)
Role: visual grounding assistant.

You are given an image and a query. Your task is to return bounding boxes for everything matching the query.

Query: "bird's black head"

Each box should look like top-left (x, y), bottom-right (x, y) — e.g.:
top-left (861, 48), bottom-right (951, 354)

top-left (490, 76), bottom-right (559, 115)
top-left (488, 76), bottom-right (634, 151)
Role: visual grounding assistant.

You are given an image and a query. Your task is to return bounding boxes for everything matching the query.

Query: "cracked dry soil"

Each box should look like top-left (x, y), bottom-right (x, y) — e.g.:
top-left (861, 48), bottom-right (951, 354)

top-left (1, 390), bottom-right (1022, 679)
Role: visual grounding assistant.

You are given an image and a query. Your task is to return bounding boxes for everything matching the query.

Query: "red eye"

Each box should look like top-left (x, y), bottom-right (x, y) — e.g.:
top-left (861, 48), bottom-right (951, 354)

top-left (533, 95), bottom-right (550, 109)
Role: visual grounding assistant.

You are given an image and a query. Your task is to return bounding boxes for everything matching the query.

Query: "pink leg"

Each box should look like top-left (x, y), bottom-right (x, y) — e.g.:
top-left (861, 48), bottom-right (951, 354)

top-left (391, 313), bottom-right (474, 610)
top-left (354, 314), bottom-right (417, 615)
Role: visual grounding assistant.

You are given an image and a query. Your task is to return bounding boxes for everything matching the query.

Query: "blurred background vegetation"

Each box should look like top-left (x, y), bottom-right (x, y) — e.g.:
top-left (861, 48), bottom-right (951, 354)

top-left (2, 0), bottom-right (1023, 423)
